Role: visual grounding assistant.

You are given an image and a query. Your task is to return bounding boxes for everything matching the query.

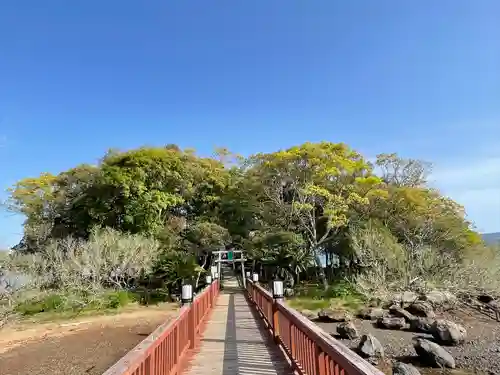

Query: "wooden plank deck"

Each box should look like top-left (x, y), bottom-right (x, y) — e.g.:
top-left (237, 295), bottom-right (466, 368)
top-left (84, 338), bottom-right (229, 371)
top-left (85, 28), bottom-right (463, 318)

top-left (183, 277), bottom-right (294, 375)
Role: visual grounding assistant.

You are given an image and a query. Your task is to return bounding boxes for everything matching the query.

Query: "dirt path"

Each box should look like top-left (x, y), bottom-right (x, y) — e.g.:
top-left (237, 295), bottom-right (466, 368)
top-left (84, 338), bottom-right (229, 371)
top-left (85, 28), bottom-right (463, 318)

top-left (0, 307), bottom-right (178, 375)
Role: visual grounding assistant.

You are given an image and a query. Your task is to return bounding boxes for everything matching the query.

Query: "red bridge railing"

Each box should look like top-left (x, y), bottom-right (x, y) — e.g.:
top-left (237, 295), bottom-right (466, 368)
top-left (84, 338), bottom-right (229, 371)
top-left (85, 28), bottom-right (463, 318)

top-left (102, 280), bottom-right (219, 375)
top-left (246, 280), bottom-right (384, 375)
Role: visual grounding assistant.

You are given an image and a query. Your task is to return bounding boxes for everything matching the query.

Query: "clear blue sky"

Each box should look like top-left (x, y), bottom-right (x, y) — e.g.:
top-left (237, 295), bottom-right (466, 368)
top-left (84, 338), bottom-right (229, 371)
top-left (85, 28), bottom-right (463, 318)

top-left (1, 1), bottom-right (499, 247)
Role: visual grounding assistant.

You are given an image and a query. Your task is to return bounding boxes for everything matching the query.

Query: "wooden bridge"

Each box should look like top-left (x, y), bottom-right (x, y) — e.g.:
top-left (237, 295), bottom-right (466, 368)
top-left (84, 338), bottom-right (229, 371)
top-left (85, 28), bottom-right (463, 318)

top-left (102, 268), bottom-right (384, 375)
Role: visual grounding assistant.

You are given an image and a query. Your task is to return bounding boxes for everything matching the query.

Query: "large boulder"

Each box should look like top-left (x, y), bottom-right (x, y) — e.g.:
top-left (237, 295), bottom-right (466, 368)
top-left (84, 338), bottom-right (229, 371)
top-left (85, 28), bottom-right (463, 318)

top-left (414, 338), bottom-right (455, 368)
top-left (406, 302), bottom-right (435, 318)
top-left (421, 290), bottom-right (456, 307)
top-left (409, 317), bottom-right (435, 333)
top-left (317, 309), bottom-right (352, 322)
top-left (336, 321), bottom-right (359, 339)
top-left (478, 294), bottom-right (495, 303)
top-left (377, 316), bottom-right (406, 330)
top-left (358, 334), bottom-right (384, 358)
top-left (299, 309), bottom-right (317, 320)
top-left (392, 362), bottom-right (421, 375)
top-left (358, 307), bottom-right (387, 320)
top-left (389, 305), bottom-right (416, 322)
top-left (432, 320), bottom-right (467, 345)
top-left (390, 291), bottom-right (418, 306)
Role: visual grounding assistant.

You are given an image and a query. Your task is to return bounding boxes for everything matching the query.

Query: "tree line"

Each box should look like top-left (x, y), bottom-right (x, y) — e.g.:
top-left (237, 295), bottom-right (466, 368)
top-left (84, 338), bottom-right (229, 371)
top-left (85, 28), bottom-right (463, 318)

top-left (2, 141), bottom-right (498, 320)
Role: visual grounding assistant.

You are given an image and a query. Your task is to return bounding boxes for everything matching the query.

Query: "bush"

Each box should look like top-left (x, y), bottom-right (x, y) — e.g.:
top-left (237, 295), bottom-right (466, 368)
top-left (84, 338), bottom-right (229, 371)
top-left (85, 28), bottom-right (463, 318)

top-left (350, 222), bottom-right (500, 298)
top-left (14, 289), bottom-right (137, 316)
top-left (26, 227), bottom-right (161, 291)
top-left (296, 281), bottom-right (360, 300)
top-left (103, 290), bottom-right (136, 309)
top-left (16, 293), bottom-right (66, 315)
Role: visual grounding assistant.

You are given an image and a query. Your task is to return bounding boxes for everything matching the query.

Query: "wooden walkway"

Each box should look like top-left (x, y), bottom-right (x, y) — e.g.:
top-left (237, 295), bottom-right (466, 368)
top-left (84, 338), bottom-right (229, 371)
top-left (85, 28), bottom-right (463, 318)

top-left (184, 276), bottom-right (294, 375)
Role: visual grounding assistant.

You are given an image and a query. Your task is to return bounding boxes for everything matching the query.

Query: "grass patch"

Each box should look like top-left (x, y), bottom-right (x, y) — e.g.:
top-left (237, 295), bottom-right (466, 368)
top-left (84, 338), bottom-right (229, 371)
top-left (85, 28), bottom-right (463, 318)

top-left (14, 290), bottom-right (139, 317)
top-left (286, 281), bottom-right (366, 313)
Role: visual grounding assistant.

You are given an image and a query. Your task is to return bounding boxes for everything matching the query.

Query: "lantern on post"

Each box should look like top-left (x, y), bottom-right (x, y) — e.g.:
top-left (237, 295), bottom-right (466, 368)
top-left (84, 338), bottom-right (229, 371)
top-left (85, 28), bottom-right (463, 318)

top-left (271, 277), bottom-right (283, 344)
top-left (205, 275), bottom-right (212, 284)
top-left (272, 278), bottom-right (284, 300)
top-left (245, 271), bottom-right (250, 278)
top-left (210, 265), bottom-right (217, 278)
top-left (181, 282), bottom-right (193, 306)
top-left (252, 273), bottom-right (259, 283)
top-left (214, 272), bottom-right (219, 280)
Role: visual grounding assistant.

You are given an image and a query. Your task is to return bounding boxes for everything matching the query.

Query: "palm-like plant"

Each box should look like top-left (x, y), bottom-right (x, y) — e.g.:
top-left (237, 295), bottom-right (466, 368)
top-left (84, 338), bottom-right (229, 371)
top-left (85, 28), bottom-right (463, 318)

top-left (248, 230), bottom-right (313, 288)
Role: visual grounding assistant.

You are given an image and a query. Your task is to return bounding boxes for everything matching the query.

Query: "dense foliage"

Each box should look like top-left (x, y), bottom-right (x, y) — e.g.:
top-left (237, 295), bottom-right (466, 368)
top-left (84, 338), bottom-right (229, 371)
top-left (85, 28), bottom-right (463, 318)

top-left (2, 142), bottom-right (497, 321)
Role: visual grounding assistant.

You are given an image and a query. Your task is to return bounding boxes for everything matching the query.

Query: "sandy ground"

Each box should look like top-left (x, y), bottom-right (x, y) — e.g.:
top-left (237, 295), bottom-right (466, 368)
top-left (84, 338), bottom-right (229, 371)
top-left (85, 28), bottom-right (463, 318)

top-left (315, 306), bottom-right (500, 375)
top-left (0, 307), bottom-right (178, 375)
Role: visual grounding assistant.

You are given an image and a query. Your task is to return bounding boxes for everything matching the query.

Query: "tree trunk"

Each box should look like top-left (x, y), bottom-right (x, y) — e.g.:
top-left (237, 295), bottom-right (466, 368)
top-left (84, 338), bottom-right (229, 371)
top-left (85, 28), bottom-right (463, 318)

top-left (314, 254), bottom-right (329, 290)
top-left (195, 254), bottom-right (208, 289)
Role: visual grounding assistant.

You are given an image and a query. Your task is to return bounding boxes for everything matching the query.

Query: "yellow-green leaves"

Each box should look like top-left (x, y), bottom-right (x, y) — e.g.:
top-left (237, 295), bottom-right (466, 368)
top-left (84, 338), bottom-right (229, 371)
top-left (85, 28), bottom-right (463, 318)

top-left (247, 142), bottom-right (377, 247)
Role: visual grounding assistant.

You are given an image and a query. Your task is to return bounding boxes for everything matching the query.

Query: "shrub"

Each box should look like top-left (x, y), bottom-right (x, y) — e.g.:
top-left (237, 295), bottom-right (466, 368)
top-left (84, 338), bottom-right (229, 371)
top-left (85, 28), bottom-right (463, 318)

top-left (15, 293), bottom-right (66, 315)
top-left (26, 227), bottom-right (161, 291)
top-left (350, 222), bottom-right (500, 298)
top-left (14, 289), bottom-right (137, 316)
top-left (103, 290), bottom-right (136, 309)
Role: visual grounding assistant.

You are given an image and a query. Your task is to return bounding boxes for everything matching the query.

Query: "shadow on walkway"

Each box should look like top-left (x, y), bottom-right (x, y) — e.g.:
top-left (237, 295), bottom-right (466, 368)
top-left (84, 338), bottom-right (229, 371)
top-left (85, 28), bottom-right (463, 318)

top-left (185, 275), bottom-right (292, 375)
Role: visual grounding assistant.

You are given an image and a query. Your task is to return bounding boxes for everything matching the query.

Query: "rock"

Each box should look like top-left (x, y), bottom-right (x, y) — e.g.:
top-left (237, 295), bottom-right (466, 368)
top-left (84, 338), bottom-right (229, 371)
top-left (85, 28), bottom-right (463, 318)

top-left (317, 309), bottom-right (352, 322)
top-left (391, 291), bottom-right (418, 306)
top-left (389, 305), bottom-right (416, 322)
top-left (367, 357), bottom-right (379, 366)
top-left (487, 300), bottom-right (499, 310)
top-left (336, 321), bottom-right (359, 339)
top-left (358, 334), bottom-right (384, 358)
top-left (358, 307), bottom-right (387, 320)
top-left (414, 338), bottom-right (455, 368)
top-left (406, 301), bottom-right (435, 318)
top-left (421, 290), bottom-right (456, 307)
top-left (478, 294), bottom-right (495, 303)
top-left (377, 316), bottom-right (406, 330)
top-left (392, 361), bottom-right (421, 375)
top-left (409, 317), bottom-right (434, 333)
top-left (368, 297), bottom-right (382, 307)
top-left (300, 309), bottom-right (317, 320)
top-left (432, 320), bottom-right (467, 345)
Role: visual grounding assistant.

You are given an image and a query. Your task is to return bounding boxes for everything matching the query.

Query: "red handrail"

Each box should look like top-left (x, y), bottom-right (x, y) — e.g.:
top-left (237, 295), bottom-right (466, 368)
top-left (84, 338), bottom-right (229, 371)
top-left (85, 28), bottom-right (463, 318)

top-left (102, 280), bottom-right (220, 375)
top-left (246, 280), bottom-right (384, 375)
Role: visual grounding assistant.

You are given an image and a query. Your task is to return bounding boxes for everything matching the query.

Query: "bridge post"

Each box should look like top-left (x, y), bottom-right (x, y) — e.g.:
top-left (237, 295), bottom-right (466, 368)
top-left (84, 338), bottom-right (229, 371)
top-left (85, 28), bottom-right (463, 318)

top-left (188, 307), bottom-right (196, 349)
top-left (272, 278), bottom-right (284, 344)
top-left (205, 275), bottom-right (212, 307)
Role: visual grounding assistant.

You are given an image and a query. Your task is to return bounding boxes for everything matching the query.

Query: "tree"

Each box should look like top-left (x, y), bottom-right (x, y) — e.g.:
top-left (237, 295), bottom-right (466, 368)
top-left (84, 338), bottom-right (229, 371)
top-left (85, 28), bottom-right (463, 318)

top-left (375, 153), bottom-right (431, 188)
top-left (182, 221), bottom-right (230, 288)
top-left (249, 230), bottom-right (312, 287)
top-left (9, 146), bottom-right (230, 252)
top-left (246, 142), bottom-right (383, 289)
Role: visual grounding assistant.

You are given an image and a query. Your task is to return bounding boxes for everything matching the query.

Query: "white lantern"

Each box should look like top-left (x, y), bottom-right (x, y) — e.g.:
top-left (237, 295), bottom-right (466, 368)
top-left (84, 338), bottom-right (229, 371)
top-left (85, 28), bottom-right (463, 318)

top-left (252, 273), bottom-right (259, 283)
top-left (205, 275), bottom-right (212, 284)
top-left (272, 279), bottom-right (284, 300)
top-left (211, 265), bottom-right (217, 277)
top-left (214, 272), bottom-right (219, 279)
top-left (181, 283), bottom-right (193, 305)
top-left (245, 271), bottom-right (250, 278)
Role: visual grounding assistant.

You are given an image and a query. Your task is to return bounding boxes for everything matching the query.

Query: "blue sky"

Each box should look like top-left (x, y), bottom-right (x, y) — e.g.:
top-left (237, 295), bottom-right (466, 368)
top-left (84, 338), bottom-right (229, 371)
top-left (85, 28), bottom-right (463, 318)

top-left (1, 1), bottom-right (499, 248)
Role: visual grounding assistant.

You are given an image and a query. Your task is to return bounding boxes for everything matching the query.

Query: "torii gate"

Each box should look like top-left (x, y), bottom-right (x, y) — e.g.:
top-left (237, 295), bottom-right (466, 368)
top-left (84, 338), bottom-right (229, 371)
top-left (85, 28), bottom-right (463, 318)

top-left (211, 249), bottom-right (247, 287)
